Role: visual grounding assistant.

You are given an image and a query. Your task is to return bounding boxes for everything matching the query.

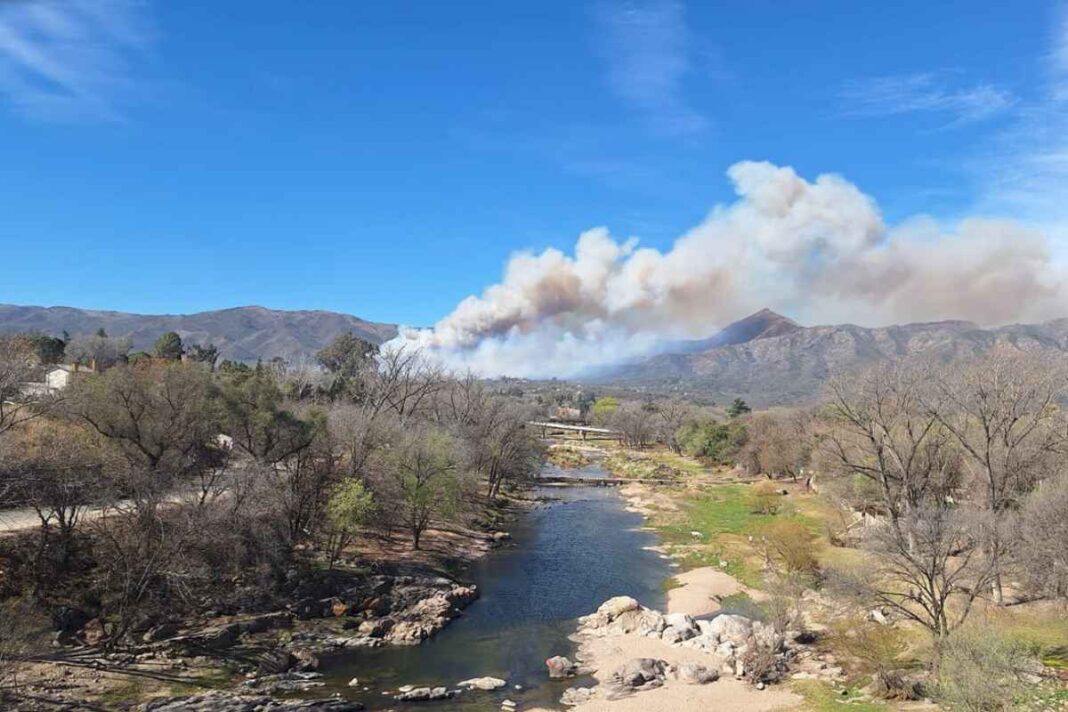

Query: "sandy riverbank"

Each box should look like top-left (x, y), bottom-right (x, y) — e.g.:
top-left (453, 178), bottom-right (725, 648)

top-left (528, 481), bottom-right (803, 712)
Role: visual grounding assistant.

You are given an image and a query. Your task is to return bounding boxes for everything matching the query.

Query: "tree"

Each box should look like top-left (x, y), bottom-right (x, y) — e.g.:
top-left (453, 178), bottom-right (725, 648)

top-left (65, 333), bottom-right (131, 369)
top-left (610, 402), bottom-right (657, 449)
top-left (590, 396), bottom-right (619, 425)
top-left (677, 418), bottom-right (746, 463)
top-left (728, 398), bottom-right (752, 418)
top-left (0, 335), bottom-right (41, 436)
top-left (66, 361), bottom-right (221, 517)
top-left (379, 427), bottom-right (460, 549)
top-left (739, 410), bottom-right (812, 479)
top-left (1, 420), bottom-right (114, 563)
top-left (218, 363), bottom-right (315, 464)
top-left (27, 334), bottom-right (66, 365)
top-left (822, 364), bottom-right (959, 525)
top-left (317, 332), bottom-right (379, 379)
top-left (1012, 474), bottom-right (1068, 598)
top-left (323, 478), bottom-right (375, 568)
top-left (154, 331), bottom-right (184, 361)
top-left (829, 505), bottom-right (997, 639)
top-left (185, 342), bottom-right (219, 369)
top-left (652, 400), bottom-right (693, 453)
top-left (926, 351), bottom-right (1067, 603)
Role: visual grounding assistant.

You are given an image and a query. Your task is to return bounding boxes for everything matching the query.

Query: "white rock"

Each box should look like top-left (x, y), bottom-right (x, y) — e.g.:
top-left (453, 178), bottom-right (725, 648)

top-left (458, 676), bottom-right (508, 691)
top-left (347, 677), bottom-right (360, 687)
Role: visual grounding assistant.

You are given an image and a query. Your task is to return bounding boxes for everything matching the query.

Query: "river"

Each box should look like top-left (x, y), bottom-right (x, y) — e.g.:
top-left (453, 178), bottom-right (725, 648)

top-left (319, 468), bottom-right (672, 710)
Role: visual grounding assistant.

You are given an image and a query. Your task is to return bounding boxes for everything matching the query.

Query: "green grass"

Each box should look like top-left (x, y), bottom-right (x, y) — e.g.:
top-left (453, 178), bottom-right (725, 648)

top-left (792, 681), bottom-right (888, 712)
top-left (603, 449), bottom-right (707, 480)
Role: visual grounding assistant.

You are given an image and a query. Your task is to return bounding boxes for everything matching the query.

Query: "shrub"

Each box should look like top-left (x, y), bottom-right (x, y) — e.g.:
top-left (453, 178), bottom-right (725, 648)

top-left (759, 519), bottom-right (820, 575)
top-left (746, 481), bottom-right (783, 514)
top-left (934, 627), bottom-right (1033, 711)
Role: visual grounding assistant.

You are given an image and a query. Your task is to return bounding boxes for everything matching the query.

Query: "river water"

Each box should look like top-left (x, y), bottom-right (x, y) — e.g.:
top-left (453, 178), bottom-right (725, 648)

top-left (320, 470), bottom-right (671, 710)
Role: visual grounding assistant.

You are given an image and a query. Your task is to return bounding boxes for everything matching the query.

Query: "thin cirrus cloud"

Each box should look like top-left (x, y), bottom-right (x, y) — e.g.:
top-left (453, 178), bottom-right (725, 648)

top-left (838, 72), bottom-right (1016, 127)
top-left (592, 0), bottom-right (708, 136)
top-left (973, 7), bottom-right (1068, 247)
top-left (0, 0), bottom-right (151, 121)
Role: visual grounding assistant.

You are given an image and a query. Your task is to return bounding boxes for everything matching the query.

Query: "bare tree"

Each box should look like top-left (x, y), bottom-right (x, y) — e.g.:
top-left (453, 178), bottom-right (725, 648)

top-left (65, 361), bottom-right (221, 519)
top-left (830, 505), bottom-right (998, 638)
top-left (651, 399), bottom-right (693, 453)
top-left (739, 409), bottom-right (812, 480)
top-left (926, 350), bottom-right (1068, 602)
top-left (1012, 473), bottom-right (1068, 599)
top-left (822, 363), bottom-right (960, 524)
top-left (0, 335), bottom-right (41, 436)
top-left (611, 402), bottom-right (657, 449)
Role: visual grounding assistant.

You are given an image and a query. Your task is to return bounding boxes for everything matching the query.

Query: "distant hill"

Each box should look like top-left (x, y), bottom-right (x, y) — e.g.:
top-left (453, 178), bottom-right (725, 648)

top-left (603, 309), bottom-right (1068, 406)
top-left (0, 304), bottom-right (398, 364)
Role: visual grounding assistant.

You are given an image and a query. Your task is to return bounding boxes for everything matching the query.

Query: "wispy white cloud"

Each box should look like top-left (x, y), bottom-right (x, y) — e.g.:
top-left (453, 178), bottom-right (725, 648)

top-left (970, 6), bottom-right (1068, 251)
top-left (593, 0), bottom-right (708, 136)
top-left (839, 72), bottom-right (1015, 126)
top-left (0, 0), bottom-right (151, 121)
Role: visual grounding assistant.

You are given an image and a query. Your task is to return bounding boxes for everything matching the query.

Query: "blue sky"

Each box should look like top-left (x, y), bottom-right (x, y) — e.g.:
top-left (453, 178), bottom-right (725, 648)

top-left (1, 0), bottom-right (1065, 328)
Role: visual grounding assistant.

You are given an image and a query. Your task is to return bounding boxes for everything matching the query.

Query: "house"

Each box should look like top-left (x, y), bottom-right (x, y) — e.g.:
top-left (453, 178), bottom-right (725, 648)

top-left (46, 363), bottom-right (96, 390)
top-left (21, 363), bottom-right (95, 397)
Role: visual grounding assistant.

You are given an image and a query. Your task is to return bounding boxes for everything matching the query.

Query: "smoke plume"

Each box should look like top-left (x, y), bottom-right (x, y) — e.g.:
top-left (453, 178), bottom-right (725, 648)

top-left (392, 161), bottom-right (1066, 377)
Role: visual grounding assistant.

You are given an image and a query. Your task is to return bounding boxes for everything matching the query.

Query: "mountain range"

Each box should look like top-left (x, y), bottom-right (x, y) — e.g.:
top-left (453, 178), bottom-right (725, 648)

top-left (0, 304), bottom-right (398, 364)
top-left (4, 303), bottom-right (1068, 406)
top-left (604, 309), bottom-right (1068, 405)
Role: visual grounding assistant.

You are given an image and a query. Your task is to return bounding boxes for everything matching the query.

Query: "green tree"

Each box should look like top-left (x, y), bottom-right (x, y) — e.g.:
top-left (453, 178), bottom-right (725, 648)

top-left (323, 478), bottom-right (375, 568)
top-left (727, 398), bottom-right (752, 417)
top-left (154, 331), bottom-right (184, 361)
top-left (185, 342), bottom-right (219, 369)
top-left (382, 427), bottom-right (460, 549)
top-left (590, 396), bottom-right (619, 425)
top-left (317, 332), bottom-right (379, 378)
top-left (218, 363), bottom-right (315, 464)
top-left (27, 334), bottom-right (66, 364)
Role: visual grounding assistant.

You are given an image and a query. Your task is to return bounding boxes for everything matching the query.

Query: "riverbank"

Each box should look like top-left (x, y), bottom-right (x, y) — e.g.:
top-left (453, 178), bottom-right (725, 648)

top-left (4, 494), bottom-right (532, 710)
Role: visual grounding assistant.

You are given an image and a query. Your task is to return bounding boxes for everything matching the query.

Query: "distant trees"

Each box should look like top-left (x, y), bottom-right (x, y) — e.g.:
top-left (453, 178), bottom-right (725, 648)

top-left (738, 410), bottom-right (812, 480)
top-left (727, 398), bottom-right (751, 418)
top-left (65, 333), bottom-right (131, 369)
top-left (185, 342), bottom-right (219, 368)
top-left (676, 417), bottom-right (746, 463)
top-left (153, 332), bottom-right (184, 360)
top-left (590, 396), bottom-right (619, 425)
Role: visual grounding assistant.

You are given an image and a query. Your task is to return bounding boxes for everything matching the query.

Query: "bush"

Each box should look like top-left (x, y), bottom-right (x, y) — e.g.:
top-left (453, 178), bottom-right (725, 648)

top-left (759, 519), bottom-right (820, 575)
top-left (934, 627), bottom-right (1033, 711)
top-left (746, 481), bottom-right (783, 514)
top-left (676, 418), bottom-right (746, 463)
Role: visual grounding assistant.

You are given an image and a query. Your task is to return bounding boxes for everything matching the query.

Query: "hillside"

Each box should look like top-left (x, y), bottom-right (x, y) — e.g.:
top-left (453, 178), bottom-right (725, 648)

top-left (0, 304), bottom-right (398, 364)
top-left (603, 309), bottom-right (1068, 406)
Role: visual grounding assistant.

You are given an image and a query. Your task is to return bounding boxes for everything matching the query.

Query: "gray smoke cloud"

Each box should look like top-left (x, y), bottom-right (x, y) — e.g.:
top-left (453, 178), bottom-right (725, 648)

top-left (392, 161), bottom-right (1066, 377)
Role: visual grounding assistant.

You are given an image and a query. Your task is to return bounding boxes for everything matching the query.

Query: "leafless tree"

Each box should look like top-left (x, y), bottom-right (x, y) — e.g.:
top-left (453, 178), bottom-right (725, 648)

top-left (926, 350), bottom-right (1068, 602)
top-left (0, 335), bottom-right (42, 437)
top-left (651, 399), bottom-right (693, 453)
top-left (65, 361), bottom-right (222, 519)
top-left (1012, 473), bottom-right (1068, 599)
top-left (611, 402), bottom-right (657, 449)
top-left (830, 505), bottom-right (998, 638)
top-left (822, 363), bottom-right (960, 523)
top-left (739, 409), bottom-right (813, 480)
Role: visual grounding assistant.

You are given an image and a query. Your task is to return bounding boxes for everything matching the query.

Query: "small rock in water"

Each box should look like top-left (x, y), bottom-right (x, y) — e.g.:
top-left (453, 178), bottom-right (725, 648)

top-left (347, 677), bottom-right (360, 687)
top-left (398, 685), bottom-right (414, 693)
top-left (501, 700), bottom-right (517, 710)
top-left (457, 676), bottom-right (507, 691)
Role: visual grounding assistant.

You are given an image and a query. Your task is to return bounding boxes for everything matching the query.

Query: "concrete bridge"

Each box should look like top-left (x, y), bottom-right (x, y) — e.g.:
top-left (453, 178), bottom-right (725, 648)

top-left (527, 421), bottom-right (622, 441)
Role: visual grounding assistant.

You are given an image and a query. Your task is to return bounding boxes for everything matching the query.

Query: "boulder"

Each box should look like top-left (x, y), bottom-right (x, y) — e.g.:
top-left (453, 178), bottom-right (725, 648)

top-left (611, 658), bottom-right (668, 688)
top-left (672, 662), bottom-right (719, 684)
top-left (291, 648), bottom-right (319, 672)
top-left (560, 687), bottom-right (596, 706)
top-left (546, 655), bottom-right (578, 678)
top-left (393, 686), bottom-right (452, 701)
top-left (457, 676), bottom-right (507, 691)
top-left (357, 617), bottom-right (394, 638)
top-left (142, 623), bottom-right (181, 643)
top-left (706, 614), bottom-right (753, 646)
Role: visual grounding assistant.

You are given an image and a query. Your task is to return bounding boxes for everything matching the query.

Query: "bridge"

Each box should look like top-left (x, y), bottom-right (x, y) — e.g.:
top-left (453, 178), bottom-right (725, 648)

top-left (527, 421), bottom-right (622, 441)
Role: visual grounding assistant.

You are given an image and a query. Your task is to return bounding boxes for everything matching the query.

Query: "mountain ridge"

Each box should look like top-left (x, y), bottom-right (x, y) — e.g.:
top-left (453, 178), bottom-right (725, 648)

top-left (603, 309), bottom-right (1068, 405)
top-left (0, 304), bottom-right (399, 364)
